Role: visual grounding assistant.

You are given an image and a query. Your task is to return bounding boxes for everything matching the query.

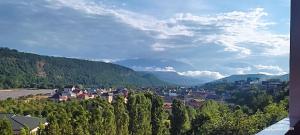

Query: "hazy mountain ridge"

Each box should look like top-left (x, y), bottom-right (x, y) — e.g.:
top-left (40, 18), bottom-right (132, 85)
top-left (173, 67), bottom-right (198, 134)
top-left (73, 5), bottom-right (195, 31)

top-left (139, 71), bottom-right (204, 86)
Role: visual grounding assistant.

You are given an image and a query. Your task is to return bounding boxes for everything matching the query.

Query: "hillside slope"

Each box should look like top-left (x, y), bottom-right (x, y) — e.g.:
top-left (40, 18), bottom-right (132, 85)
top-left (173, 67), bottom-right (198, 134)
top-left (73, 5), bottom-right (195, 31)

top-left (216, 74), bottom-right (289, 83)
top-left (217, 74), bottom-right (271, 83)
top-left (0, 48), bottom-right (167, 88)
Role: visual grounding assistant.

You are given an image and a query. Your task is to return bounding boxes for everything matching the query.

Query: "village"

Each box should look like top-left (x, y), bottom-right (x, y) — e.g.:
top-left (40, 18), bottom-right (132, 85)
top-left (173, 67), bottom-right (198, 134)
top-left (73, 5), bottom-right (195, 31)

top-left (47, 77), bottom-right (286, 111)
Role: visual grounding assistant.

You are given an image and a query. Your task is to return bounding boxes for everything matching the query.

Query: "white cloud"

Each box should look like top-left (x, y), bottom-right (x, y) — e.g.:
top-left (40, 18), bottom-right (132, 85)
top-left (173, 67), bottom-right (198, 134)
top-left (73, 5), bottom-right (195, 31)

top-left (151, 43), bottom-right (169, 52)
top-left (254, 64), bottom-right (287, 75)
top-left (235, 67), bottom-right (252, 74)
top-left (131, 65), bottom-right (225, 80)
top-left (151, 43), bottom-right (194, 52)
top-left (178, 70), bottom-right (225, 79)
top-left (48, 1), bottom-right (289, 57)
top-left (95, 59), bottom-right (117, 63)
top-left (172, 8), bottom-right (290, 57)
top-left (50, 0), bottom-right (193, 37)
top-left (254, 64), bottom-right (282, 70)
top-left (143, 66), bottom-right (176, 72)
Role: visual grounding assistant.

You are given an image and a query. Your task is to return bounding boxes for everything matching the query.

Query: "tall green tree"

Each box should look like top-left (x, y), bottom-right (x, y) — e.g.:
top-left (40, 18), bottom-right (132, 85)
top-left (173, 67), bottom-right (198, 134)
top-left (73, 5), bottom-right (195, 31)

top-left (150, 94), bottom-right (165, 135)
top-left (45, 114), bottom-right (60, 135)
top-left (55, 109), bottom-right (73, 135)
top-left (189, 113), bottom-right (209, 135)
top-left (127, 93), bottom-right (152, 135)
top-left (114, 96), bottom-right (129, 135)
top-left (90, 107), bottom-right (103, 135)
top-left (170, 99), bottom-right (190, 135)
top-left (71, 106), bottom-right (90, 135)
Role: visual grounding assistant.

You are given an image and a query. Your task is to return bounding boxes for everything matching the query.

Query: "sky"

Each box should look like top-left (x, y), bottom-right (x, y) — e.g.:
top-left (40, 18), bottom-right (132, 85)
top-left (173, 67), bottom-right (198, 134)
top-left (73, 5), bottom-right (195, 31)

top-left (0, 0), bottom-right (290, 80)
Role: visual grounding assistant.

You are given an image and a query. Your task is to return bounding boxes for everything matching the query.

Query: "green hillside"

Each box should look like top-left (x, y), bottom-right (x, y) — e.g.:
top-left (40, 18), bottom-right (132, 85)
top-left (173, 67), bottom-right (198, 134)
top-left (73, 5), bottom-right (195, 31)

top-left (216, 74), bottom-right (289, 83)
top-left (0, 48), bottom-right (167, 89)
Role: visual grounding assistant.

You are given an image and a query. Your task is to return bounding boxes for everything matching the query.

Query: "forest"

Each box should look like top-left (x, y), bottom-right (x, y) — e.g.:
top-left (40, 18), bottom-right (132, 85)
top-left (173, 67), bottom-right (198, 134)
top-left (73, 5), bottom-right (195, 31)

top-left (0, 48), bottom-right (167, 89)
top-left (0, 91), bottom-right (288, 135)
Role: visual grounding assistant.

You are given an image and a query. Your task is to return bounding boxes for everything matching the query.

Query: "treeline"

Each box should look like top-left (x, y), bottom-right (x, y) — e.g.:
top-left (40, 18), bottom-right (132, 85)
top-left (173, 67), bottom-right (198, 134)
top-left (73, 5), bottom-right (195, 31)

top-left (226, 82), bottom-right (289, 114)
top-left (201, 78), bottom-right (289, 114)
top-left (0, 92), bottom-right (287, 135)
top-left (0, 48), bottom-right (167, 89)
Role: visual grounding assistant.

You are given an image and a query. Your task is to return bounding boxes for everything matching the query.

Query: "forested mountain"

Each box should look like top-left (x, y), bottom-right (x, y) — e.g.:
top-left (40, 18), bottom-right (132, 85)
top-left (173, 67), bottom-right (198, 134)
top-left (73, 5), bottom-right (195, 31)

top-left (0, 48), bottom-right (168, 89)
top-left (215, 74), bottom-right (289, 83)
top-left (217, 74), bottom-right (271, 82)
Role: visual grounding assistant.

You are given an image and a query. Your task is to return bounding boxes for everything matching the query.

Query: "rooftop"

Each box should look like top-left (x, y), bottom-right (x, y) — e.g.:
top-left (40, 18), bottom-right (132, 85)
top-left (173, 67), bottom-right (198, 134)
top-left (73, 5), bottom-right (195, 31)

top-left (0, 113), bottom-right (46, 134)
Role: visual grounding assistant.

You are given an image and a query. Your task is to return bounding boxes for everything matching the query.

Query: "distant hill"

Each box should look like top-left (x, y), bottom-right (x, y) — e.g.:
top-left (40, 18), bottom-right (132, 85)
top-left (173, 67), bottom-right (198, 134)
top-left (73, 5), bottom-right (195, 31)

top-left (214, 74), bottom-right (289, 83)
top-left (202, 73), bottom-right (289, 87)
top-left (139, 71), bottom-right (203, 86)
top-left (0, 48), bottom-right (168, 89)
top-left (200, 73), bottom-right (289, 90)
top-left (217, 74), bottom-right (272, 83)
top-left (271, 74), bottom-right (289, 81)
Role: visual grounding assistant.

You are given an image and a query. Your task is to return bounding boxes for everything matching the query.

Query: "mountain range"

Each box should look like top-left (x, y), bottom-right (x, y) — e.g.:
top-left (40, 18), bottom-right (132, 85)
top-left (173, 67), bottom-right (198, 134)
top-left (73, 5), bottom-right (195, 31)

top-left (0, 48), bottom-right (168, 89)
top-left (0, 48), bottom-right (289, 89)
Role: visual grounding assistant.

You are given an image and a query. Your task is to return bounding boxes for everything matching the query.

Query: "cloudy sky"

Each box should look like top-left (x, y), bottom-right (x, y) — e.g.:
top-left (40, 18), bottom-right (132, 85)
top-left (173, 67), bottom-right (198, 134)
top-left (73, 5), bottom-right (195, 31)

top-left (0, 0), bottom-right (290, 80)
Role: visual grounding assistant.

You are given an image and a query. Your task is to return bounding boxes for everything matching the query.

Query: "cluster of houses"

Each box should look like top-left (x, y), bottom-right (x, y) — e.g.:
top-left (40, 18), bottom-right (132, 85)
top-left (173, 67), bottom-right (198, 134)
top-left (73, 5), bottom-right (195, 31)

top-left (50, 86), bottom-right (128, 103)
top-left (47, 77), bottom-right (285, 110)
top-left (159, 89), bottom-right (219, 110)
top-left (234, 77), bottom-right (261, 90)
top-left (234, 77), bottom-right (285, 91)
top-left (261, 79), bottom-right (285, 92)
top-left (158, 77), bottom-right (287, 110)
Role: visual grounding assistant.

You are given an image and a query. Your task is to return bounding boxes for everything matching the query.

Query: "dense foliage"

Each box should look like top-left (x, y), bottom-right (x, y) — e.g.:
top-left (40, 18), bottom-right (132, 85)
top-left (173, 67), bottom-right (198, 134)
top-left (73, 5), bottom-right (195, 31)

top-left (0, 48), bottom-right (168, 89)
top-left (0, 91), bottom-right (288, 135)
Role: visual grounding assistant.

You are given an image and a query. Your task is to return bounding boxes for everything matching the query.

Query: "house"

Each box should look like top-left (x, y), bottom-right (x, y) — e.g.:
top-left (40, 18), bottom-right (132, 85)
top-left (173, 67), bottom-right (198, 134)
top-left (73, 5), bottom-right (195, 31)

top-left (101, 93), bottom-right (113, 103)
top-left (77, 93), bottom-right (90, 100)
top-left (163, 103), bottom-right (172, 111)
top-left (63, 86), bottom-right (75, 92)
top-left (187, 99), bottom-right (204, 108)
top-left (262, 79), bottom-right (283, 92)
top-left (113, 88), bottom-right (129, 97)
top-left (49, 93), bottom-right (68, 101)
top-left (168, 92), bottom-right (178, 97)
top-left (206, 93), bottom-right (220, 100)
top-left (72, 89), bottom-right (83, 96)
top-left (0, 113), bottom-right (47, 135)
top-left (61, 91), bottom-right (76, 99)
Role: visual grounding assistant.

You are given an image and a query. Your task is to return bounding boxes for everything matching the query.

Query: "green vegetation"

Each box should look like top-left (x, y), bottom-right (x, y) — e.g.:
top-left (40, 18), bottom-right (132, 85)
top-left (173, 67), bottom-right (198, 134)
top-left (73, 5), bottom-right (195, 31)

top-left (0, 91), bottom-right (288, 135)
top-left (0, 118), bottom-right (12, 135)
top-left (0, 48), bottom-right (168, 89)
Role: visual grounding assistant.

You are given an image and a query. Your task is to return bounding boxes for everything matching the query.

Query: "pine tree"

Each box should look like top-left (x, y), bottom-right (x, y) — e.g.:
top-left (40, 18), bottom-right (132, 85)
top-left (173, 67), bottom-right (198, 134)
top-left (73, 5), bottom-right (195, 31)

top-left (114, 96), bottom-right (129, 135)
top-left (170, 99), bottom-right (190, 135)
top-left (150, 94), bottom-right (165, 135)
top-left (128, 93), bottom-right (152, 135)
top-left (45, 114), bottom-right (60, 135)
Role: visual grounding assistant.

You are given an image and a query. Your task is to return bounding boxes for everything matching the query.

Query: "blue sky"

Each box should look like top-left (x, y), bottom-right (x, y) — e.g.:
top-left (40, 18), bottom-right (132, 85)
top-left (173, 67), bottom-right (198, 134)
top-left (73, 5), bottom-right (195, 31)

top-left (0, 0), bottom-right (290, 80)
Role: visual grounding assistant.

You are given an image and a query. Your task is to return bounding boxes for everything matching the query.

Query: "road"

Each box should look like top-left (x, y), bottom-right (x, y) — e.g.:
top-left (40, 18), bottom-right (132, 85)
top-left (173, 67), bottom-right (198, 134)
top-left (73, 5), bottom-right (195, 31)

top-left (0, 89), bottom-right (53, 100)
